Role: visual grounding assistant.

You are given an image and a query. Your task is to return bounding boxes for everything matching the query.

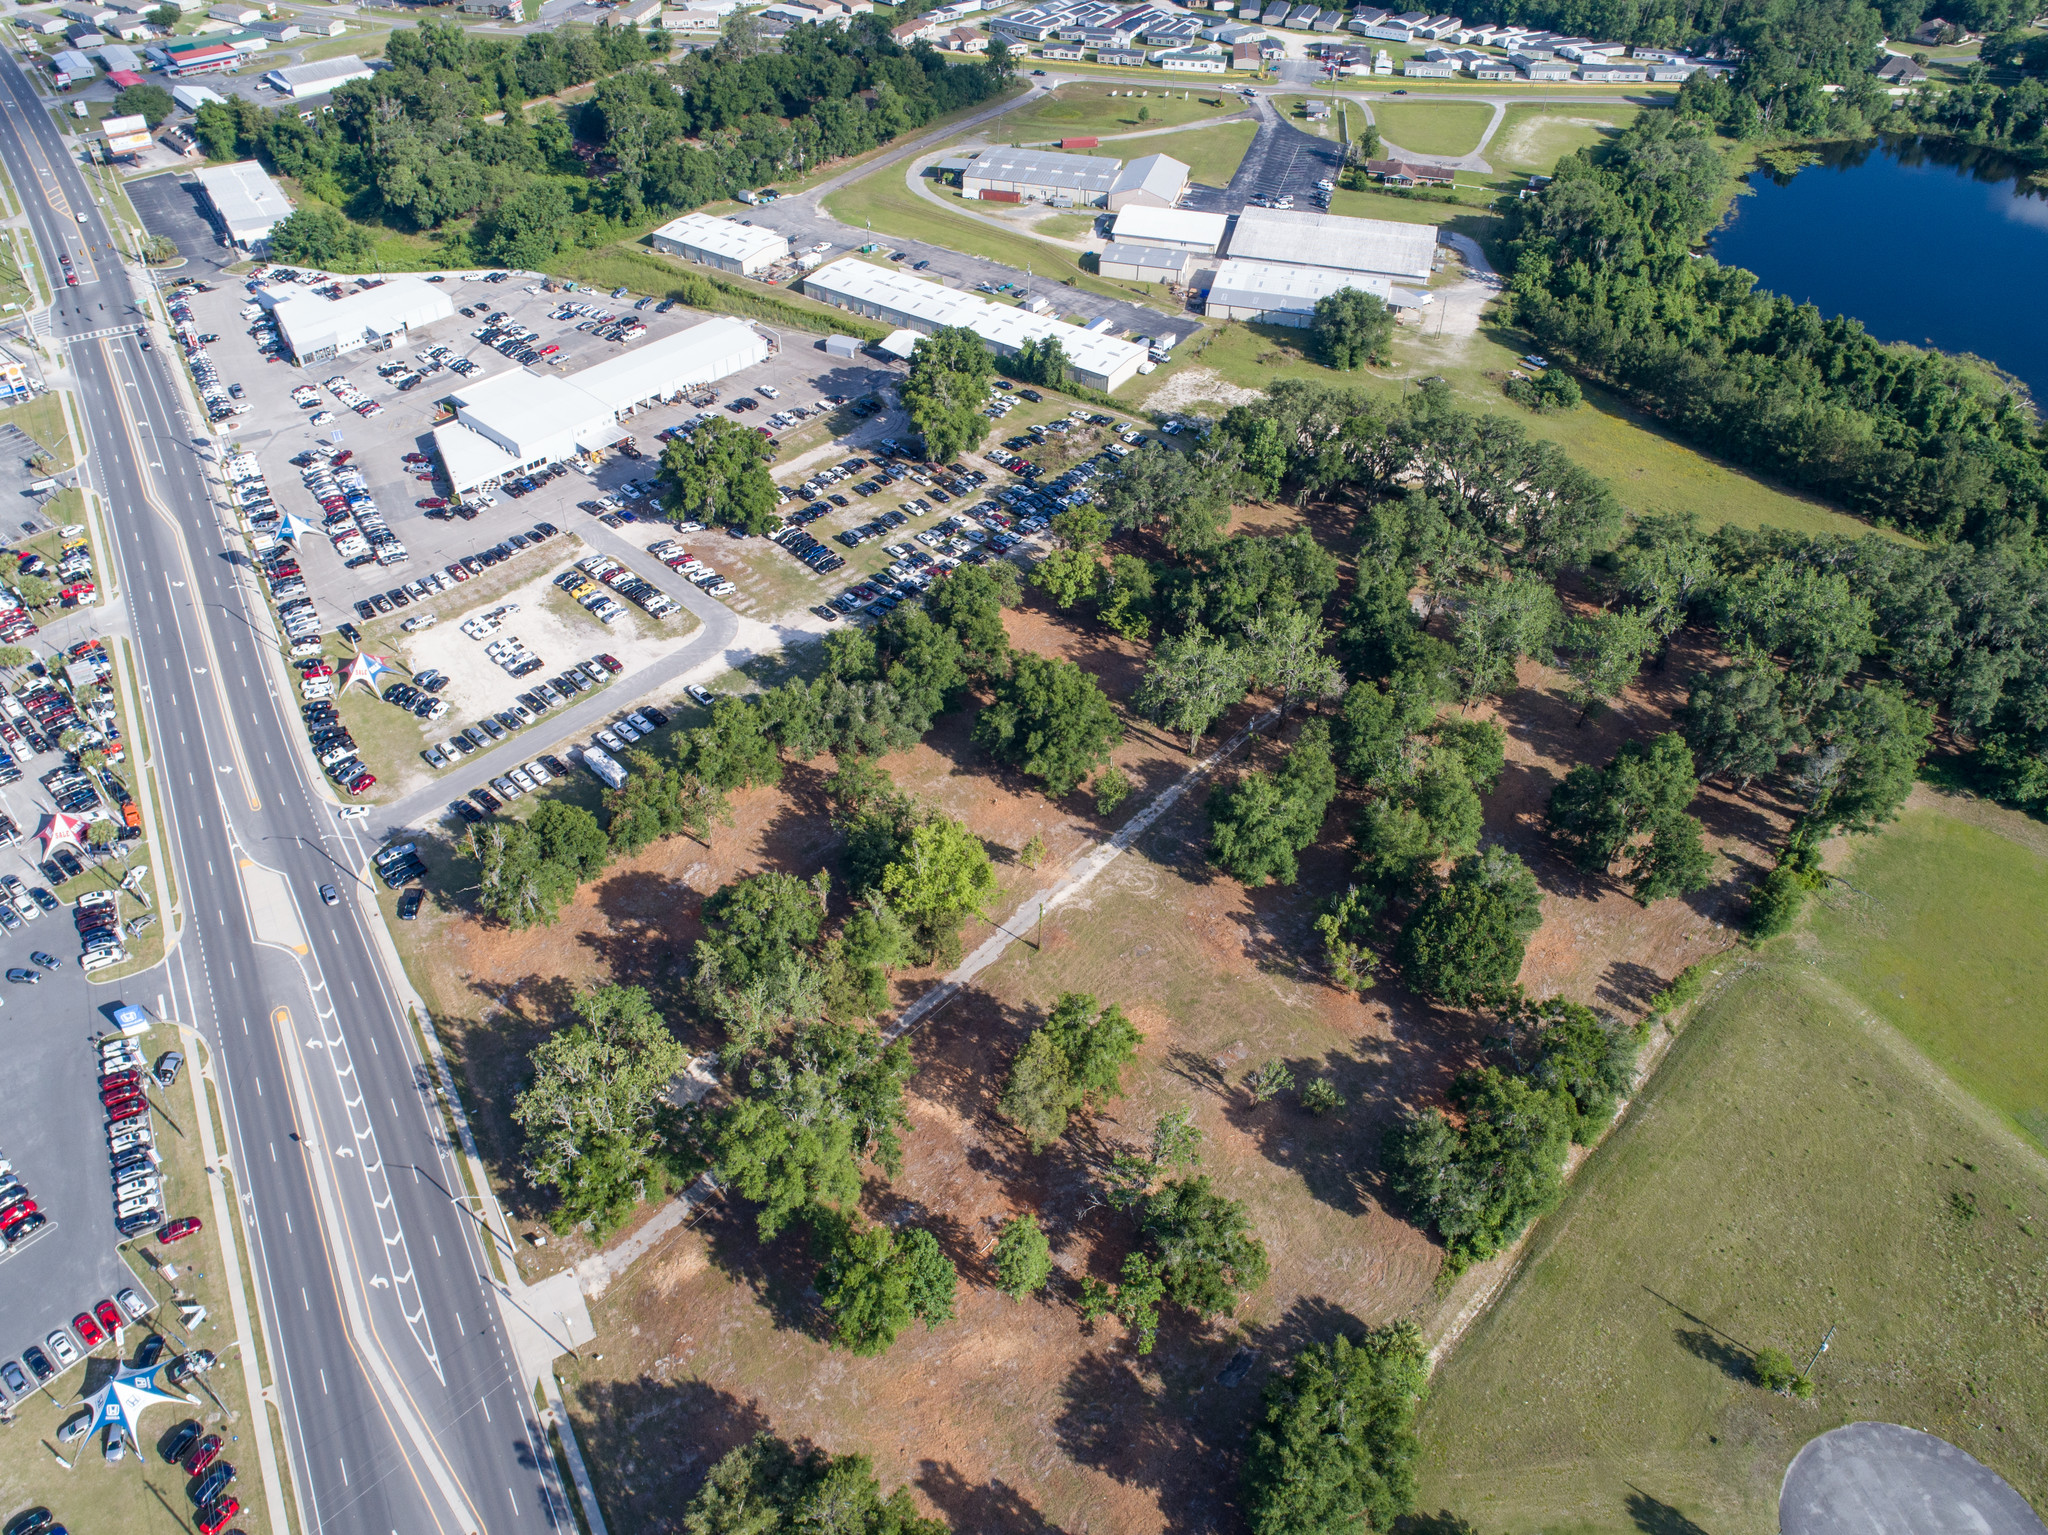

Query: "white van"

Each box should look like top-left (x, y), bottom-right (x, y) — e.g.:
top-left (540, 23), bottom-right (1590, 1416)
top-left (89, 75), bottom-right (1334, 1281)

top-left (82, 948), bottom-right (128, 973)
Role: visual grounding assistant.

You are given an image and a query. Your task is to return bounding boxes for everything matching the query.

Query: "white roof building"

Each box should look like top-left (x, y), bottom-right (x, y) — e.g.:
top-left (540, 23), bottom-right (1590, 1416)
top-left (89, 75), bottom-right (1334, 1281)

top-left (802, 258), bottom-right (1148, 392)
top-left (961, 146), bottom-right (1120, 206)
top-left (264, 274), bottom-right (453, 362)
top-left (50, 49), bottom-right (98, 79)
top-left (1110, 205), bottom-right (1230, 254)
top-left (1223, 207), bottom-right (1437, 283)
top-left (172, 83), bottom-right (226, 112)
top-left (1106, 152), bottom-right (1191, 212)
top-left (193, 159), bottom-right (292, 247)
top-left (1204, 258), bottom-right (1430, 326)
top-left (648, 213), bottom-right (789, 276)
top-left (262, 54), bottom-right (373, 96)
top-left (1098, 242), bottom-right (1192, 283)
top-left (434, 316), bottom-right (769, 492)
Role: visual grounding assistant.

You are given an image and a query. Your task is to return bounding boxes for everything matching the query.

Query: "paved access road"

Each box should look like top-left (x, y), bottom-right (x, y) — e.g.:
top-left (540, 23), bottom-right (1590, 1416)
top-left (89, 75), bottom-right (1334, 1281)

top-left (0, 48), bottom-right (573, 1535)
top-left (1780, 1423), bottom-right (2048, 1535)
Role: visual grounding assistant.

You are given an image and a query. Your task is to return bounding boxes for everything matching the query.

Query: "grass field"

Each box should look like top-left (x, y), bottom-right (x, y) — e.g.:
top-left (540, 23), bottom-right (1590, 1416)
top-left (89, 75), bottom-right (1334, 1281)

top-left (1413, 795), bottom-right (2048, 1534)
top-left (1369, 99), bottom-right (1496, 157)
top-left (1164, 119), bottom-right (1258, 186)
top-left (0, 392), bottom-right (76, 468)
top-left (1488, 103), bottom-right (1643, 176)
top-left (1278, 94), bottom-right (1345, 139)
top-left (997, 81), bottom-right (1239, 141)
top-left (1806, 801), bottom-right (2048, 1154)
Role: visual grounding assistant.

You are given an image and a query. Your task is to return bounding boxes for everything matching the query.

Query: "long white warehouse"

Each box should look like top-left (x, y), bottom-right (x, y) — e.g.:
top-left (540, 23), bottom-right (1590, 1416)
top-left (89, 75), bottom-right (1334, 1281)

top-left (802, 259), bottom-right (1148, 392)
top-left (1223, 208), bottom-right (1438, 284)
top-left (1204, 259), bottom-right (1430, 326)
top-left (263, 274), bottom-right (454, 365)
top-left (433, 315), bottom-right (768, 493)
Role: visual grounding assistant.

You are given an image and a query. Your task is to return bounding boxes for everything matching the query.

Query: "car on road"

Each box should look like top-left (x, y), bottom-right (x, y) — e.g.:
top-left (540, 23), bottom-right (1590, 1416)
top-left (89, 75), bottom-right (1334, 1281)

top-left (158, 1217), bottom-right (202, 1244)
top-left (5, 968), bottom-right (37, 983)
top-left (30, 951), bottom-right (57, 969)
top-left (318, 884), bottom-right (338, 906)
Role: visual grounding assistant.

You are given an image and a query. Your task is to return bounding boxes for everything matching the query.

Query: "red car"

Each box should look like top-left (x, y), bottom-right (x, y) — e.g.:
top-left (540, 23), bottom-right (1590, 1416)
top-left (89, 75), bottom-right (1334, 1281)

top-left (445, 563), bottom-right (468, 582)
top-left (101, 1068), bottom-right (141, 1089)
top-left (595, 654), bottom-right (623, 674)
top-left (403, 453), bottom-right (428, 463)
top-left (108, 1101), bottom-right (148, 1125)
top-left (414, 473), bottom-right (434, 482)
top-left (0, 1197), bottom-right (34, 1226)
top-left (158, 1217), bottom-right (203, 1244)
top-left (94, 1299), bottom-right (122, 1336)
top-left (346, 772), bottom-right (376, 795)
top-left (197, 1497), bottom-right (238, 1535)
top-left (103, 1084), bottom-right (145, 1107)
top-left (74, 1311), bottom-right (104, 1347)
top-left (187, 1433), bottom-right (222, 1475)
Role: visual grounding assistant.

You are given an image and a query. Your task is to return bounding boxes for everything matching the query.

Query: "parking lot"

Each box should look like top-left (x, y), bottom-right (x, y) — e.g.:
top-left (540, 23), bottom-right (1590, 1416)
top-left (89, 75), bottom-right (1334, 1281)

top-left (127, 172), bottom-right (241, 279)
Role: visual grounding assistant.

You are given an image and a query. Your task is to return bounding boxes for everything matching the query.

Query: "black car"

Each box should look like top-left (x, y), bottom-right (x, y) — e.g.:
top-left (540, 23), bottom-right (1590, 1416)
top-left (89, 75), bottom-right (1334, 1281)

top-left (450, 800), bottom-right (482, 824)
top-left (397, 888), bottom-right (424, 921)
top-left (136, 1332), bottom-right (166, 1368)
top-left (4, 1510), bottom-right (52, 1535)
top-left (163, 1420), bottom-right (201, 1465)
top-left (471, 787), bottom-right (502, 812)
top-left (22, 1345), bottom-right (51, 1382)
top-left (641, 705), bottom-right (669, 729)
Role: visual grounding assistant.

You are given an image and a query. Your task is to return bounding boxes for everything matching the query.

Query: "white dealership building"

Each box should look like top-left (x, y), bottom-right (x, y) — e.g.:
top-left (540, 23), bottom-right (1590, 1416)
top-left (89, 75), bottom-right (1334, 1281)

top-left (263, 274), bottom-right (455, 364)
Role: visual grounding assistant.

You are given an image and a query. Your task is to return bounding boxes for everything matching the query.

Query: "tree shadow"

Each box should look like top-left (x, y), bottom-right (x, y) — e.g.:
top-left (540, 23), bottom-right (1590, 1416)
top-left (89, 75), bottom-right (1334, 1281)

top-left (1597, 960), bottom-right (1667, 1016)
top-left (563, 1373), bottom-right (773, 1525)
top-left (439, 971), bottom-right (584, 1222)
top-left (915, 1461), bottom-right (1069, 1534)
top-left (696, 1196), bottom-right (833, 1343)
top-left (1673, 1327), bottom-right (1753, 1385)
top-left (1624, 1487), bottom-right (1713, 1535)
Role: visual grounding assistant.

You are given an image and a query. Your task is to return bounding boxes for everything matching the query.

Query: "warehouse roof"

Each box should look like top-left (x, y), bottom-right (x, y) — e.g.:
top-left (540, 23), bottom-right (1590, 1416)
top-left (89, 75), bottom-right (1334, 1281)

top-left (1108, 152), bottom-right (1189, 203)
top-left (193, 159), bottom-right (292, 235)
top-left (1100, 242), bottom-right (1190, 274)
top-left (804, 258), bottom-right (1145, 385)
top-left (1224, 207), bottom-right (1437, 282)
top-left (1110, 204), bottom-right (1231, 252)
top-left (263, 54), bottom-right (373, 94)
top-left (1207, 258), bottom-right (1431, 313)
top-left (965, 146), bottom-right (1119, 195)
top-left (650, 212), bottom-right (788, 266)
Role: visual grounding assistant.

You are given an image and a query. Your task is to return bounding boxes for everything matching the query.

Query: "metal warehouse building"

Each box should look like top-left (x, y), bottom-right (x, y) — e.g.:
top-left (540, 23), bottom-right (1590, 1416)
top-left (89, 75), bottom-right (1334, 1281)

top-left (1204, 259), bottom-right (1430, 326)
top-left (802, 259), bottom-right (1147, 391)
top-left (261, 54), bottom-right (374, 97)
top-left (1223, 207), bottom-right (1438, 284)
top-left (193, 159), bottom-right (292, 248)
top-left (1105, 152), bottom-right (1191, 212)
top-left (1110, 204), bottom-right (1230, 254)
top-left (433, 316), bottom-right (769, 493)
top-left (961, 146), bottom-right (1119, 206)
top-left (1098, 242), bottom-right (1192, 284)
top-left (264, 274), bottom-right (454, 364)
top-left (649, 212), bottom-right (790, 276)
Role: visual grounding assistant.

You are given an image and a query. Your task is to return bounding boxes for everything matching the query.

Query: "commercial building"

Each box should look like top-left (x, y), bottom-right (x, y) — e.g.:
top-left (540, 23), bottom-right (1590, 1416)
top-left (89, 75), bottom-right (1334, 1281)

top-left (96, 42), bottom-right (140, 71)
top-left (171, 82), bottom-right (226, 111)
top-left (1363, 157), bottom-right (1452, 186)
top-left (262, 54), bottom-right (375, 96)
top-left (49, 49), bottom-right (97, 83)
top-left (1110, 203), bottom-right (1229, 254)
top-left (263, 274), bottom-right (453, 363)
top-left (1098, 242), bottom-right (1192, 283)
top-left (1204, 259), bottom-right (1429, 325)
top-left (649, 212), bottom-right (789, 276)
top-left (1224, 207), bottom-right (1436, 284)
top-left (803, 259), bottom-right (1149, 391)
top-left (433, 316), bottom-right (769, 492)
top-left (193, 159), bottom-right (292, 247)
top-left (154, 39), bottom-right (238, 74)
top-left (1106, 152), bottom-right (1190, 211)
top-left (961, 146), bottom-right (1119, 206)
top-left (101, 112), bottom-right (152, 153)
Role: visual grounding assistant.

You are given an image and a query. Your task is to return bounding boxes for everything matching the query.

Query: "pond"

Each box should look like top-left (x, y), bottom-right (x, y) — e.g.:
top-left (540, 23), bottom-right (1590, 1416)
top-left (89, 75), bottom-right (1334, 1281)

top-left (1707, 137), bottom-right (2048, 405)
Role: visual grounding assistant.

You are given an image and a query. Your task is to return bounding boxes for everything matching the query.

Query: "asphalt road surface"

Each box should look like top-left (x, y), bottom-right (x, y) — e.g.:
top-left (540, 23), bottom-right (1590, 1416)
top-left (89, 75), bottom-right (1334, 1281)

top-left (1780, 1423), bottom-right (2048, 1535)
top-left (0, 48), bottom-right (571, 1535)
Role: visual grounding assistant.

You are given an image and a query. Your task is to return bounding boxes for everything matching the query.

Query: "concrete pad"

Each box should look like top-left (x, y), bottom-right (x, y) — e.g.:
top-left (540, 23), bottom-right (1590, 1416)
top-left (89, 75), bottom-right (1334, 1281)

top-left (1781, 1423), bottom-right (2048, 1535)
top-left (238, 857), bottom-right (307, 953)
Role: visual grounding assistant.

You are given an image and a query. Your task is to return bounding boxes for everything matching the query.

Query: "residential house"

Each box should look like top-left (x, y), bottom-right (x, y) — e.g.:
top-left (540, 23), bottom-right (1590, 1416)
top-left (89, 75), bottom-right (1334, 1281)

top-left (1157, 43), bottom-right (1230, 69)
top-left (943, 26), bottom-right (986, 49)
top-left (1875, 52), bottom-right (1927, 84)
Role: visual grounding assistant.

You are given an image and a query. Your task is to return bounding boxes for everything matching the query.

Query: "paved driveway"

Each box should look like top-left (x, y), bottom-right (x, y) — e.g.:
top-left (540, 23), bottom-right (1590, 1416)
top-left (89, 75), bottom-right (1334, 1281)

top-left (1781, 1423), bottom-right (2048, 1535)
top-left (126, 173), bottom-right (239, 276)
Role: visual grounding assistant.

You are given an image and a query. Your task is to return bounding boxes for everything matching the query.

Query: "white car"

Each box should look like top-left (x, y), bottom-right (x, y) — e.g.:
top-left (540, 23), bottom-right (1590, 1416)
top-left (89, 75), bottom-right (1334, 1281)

top-left (309, 411), bottom-right (335, 426)
top-left (47, 1330), bottom-right (77, 1367)
top-left (509, 768), bottom-right (535, 794)
top-left (596, 728), bottom-right (624, 752)
top-left (685, 684), bottom-right (715, 707)
top-left (525, 760), bottom-right (551, 785)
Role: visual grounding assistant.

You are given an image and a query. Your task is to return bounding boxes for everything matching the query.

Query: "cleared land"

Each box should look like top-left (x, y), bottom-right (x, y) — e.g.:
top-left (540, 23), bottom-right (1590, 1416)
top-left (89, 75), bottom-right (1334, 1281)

top-left (1488, 103), bottom-right (1643, 175)
top-left (997, 81), bottom-right (1241, 140)
top-left (1370, 99), bottom-right (1496, 158)
top-left (1413, 801), bottom-right (2048, 1530)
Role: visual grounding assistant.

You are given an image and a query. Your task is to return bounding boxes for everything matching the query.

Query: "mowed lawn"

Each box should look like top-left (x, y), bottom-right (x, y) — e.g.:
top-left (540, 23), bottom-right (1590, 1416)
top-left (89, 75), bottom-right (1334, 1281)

top-left (1806, 798), bottom-right (2048, 1153)
top-left (1488, 104), bottom-right (1643, 176)
top-left (1412, 798), bottom-right (2048, 1534)
top-left (998, 81), bottom-right (1239, 140)
top-left (1370, 99), bottom-right (1496, 157)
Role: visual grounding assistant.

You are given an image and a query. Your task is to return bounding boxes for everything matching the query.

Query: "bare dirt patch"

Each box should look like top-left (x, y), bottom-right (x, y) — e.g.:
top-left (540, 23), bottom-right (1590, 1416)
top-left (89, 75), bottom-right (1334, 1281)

top-left (1146, 365), bottom-right (1264, 415)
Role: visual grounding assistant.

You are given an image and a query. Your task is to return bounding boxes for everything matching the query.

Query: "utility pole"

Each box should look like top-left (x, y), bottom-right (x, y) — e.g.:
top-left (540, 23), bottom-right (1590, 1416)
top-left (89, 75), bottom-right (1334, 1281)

top-left (1803, 1322), bottom-right (1835, 1381)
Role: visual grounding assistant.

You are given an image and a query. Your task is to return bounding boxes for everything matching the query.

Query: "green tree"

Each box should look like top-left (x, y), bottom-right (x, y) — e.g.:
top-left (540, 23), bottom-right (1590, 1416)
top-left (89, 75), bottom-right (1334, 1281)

top-left (1000, 992), bottom-right (1142, 1149)
top-left (1208, 720), bottom-right (1339, 886)
top-left (1751, 1346), bottom-right (1816, 1399)
top-left (1550, 607), bottom-right (1657, 725)
top-left (1240, 1325), bottom-right (1428, 1535)
top-left (683, 1433), bottom-right (947, 1535)
top-left (1546, 731), bottom-right (1714, 903)
top-left (1140, 1174), bottom-right (1270, 1318)
top-left (679, 696), bottom-right (783, 790)
top-left (1506, 996), bottom-right (1641, 1144)
top-left (1445, 575), bottom-right (1561, 705)
top-left (1098, 441), bottom-right (1234, 546)
top-left (1310, 287), bottom-right (1396, 371)
top-left (1133, 621), bottom-right (1250, 754)
top-left (817, 1216), bottom-right (958, 1355)
top-left (902, 325), bottom-right (993, 465)
top-left (263, 205), bottom-right (374, 268)
top-left (695, 870), bottom-right (825, 1001)
top-left (1680, 663), bottom-right (1789, 787)
top-left (1244, 1058), bottom-right (1296, 1105)
top-left (528, 799), bottom-right (610, 882)
top-left (114, 83), bottom-right (174, 127)
top-left (713, 1020), bottom-right (918, 1239)
top-left (511, 985), bottom-right (684, 1235)
top-left (1012, 333), bottom-right (1069, 388)
top-left (1383, 1066), bottom-right (1573, 1266)
top-left (1331, 670), bottom-right (1441, 788)
top-left (0, 645), bottom-right (30, 670)
top-left (657, 415), bottom-right (777, 533)
top-left (878, 813), bottom-right (998, 962)
top-left (992, 1212), bottom-right (1055, 1299)
top-left (1796, 680), bottom-right (1935, 836)
top-left (1078, 1250), bottom-right (1167, 1354)
top-left (466, 821), bottom-right (578, 929)
top-left (1396, 846), bottom-right (1543, 1004)
top-left (926, 559), bottom-right (1020, 675)
top-left (974, 652), bottom-right (1121, 798)
top-left (1614, 511), bottom-right (1717, 659)
top-left (1244, 606), bottom-right (1345, 719)
top-left (11, 574), bottom-right (56, 611)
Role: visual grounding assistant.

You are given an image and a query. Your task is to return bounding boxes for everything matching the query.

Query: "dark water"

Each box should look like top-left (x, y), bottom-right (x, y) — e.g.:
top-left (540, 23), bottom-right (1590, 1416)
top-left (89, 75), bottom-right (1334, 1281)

top-left (1708, 137), bottom-right (2048, 403)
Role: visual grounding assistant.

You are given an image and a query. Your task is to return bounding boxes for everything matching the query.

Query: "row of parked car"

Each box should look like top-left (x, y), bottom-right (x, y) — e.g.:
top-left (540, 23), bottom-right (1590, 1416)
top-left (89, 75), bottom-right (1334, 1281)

top-left (420, 654), bottom-right (626, 775)
top-left (77, 888), bottom-right (131, 974)
top-left (167, 286), bottom-right (251, 426)
top-left (0, 1282), bottom-right (156, 1410)
top-left (642, 540), bottom-right (736, 597)
top-left (570, 553), bottom-right (683, 618)
top-left (0, 1137), bottom-right (47, 1252)
top-left (293, 672), bottom-right (376, 796)
top-left (101, 1034), bottom-right (181, 1235)
top-left (299, 450), bottom-right (410, 570)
